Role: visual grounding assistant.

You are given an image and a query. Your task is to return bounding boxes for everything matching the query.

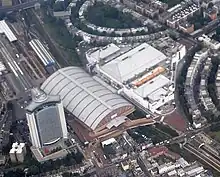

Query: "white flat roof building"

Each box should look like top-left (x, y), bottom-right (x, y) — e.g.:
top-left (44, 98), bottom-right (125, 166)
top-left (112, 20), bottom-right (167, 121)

top-left (101, 138), bottom-right (117, 147)
top-left (0, 20), bottom-right (17, 42)
top-left (9, 142), bottom-right (26, 163)
top-left (134, 75), bottom-right (170, 99)
top-left (86, 43), bottom-right (120, 64)
top-left (198, 34), bottom-right (220, 50)
top-left (167, 4), bottom-right (182, 13)
top-left (53, 11), bottom-right (71, 17)
top-left (100, 43), bottom-right (167, 83)
top-left (147, 87), bottom-right (168, 103)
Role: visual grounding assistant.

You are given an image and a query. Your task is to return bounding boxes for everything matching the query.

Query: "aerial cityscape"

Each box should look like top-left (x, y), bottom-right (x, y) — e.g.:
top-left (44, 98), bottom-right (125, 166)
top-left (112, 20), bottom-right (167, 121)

top-left (1, 0), bottom-right (220, 176)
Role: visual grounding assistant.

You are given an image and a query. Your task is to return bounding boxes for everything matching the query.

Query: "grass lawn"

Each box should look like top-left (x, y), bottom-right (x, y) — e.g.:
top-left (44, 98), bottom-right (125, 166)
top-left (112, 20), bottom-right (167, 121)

top-left (86, 2), bottom-right (142, 28)
top-left (209, 131), bottom-right (220, 142)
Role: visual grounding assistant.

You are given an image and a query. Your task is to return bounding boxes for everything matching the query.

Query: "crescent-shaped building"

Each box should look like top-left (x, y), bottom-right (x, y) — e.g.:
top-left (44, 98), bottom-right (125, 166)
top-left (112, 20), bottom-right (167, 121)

top-left (40, 66), bottom-right (135, 137)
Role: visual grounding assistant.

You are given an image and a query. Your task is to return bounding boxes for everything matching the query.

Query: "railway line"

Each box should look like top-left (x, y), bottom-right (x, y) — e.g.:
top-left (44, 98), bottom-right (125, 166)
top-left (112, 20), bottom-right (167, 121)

top-left (184, 144), bottom-right (220, 172)
top-left (192, 137), bottom-right (220, 165)
top-left (0, 40), bottom-right (32, 91)
top-left (14, 40), bottom-right (46, 79)
top-left (200, 145), bottom-right (220, 163)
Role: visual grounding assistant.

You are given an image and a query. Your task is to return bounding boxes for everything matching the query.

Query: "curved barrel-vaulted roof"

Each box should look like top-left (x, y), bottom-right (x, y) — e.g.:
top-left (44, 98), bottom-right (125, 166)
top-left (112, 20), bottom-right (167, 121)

top-left (41, 66), bottom-right (133, 130)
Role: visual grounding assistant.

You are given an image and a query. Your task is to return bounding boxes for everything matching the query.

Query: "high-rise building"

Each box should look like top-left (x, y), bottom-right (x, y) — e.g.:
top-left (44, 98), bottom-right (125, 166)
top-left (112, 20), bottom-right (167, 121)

top-left (25, 88), bottom-right (68, 148)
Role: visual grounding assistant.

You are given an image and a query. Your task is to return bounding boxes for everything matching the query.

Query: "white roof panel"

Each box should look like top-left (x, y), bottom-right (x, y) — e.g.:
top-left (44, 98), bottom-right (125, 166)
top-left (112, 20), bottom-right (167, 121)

top-left (41, 66), bottom-right (133, 130)
top-left (148, 87), bottom-right (167, 102)
top-left (29, 39), bottom-right (55, 66)
top-left (0, 20), bottom-right (17, 42)
top-left (92, 43), bottom-right (120, 59)
top-left (101, 138), bottom-right (116, 146)
top-left (100, 43), bottom-right (167, 83)
top-left (134, 75), bottom-right (170, 98)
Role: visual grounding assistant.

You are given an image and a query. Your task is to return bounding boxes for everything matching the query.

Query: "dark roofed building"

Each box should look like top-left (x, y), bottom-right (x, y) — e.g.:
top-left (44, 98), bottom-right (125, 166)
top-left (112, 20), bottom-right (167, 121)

top-left (25, 88), bottom-right (68, 148)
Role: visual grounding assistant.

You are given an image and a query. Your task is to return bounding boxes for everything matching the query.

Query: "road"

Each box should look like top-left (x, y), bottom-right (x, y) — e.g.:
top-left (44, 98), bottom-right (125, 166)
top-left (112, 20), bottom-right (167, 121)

top-left (192, 19), bottom-right (220, 38)
top-left (165, 121), bottom-right (212, 145)
top-left (0, 110), bottom-right (9, 131)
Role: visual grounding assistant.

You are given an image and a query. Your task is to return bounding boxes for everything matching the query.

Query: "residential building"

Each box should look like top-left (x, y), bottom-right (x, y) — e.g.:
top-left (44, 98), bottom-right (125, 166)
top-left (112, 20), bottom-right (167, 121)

top-left (167, 3), bottom-right (200, 28)
top-left (203, 7), bottom-right (218, 20)
top-left (198, 34), bottom-right (220, 50)
top-left (121, 161), bottom-right (130, 171)
top-left (9, 142), bottom-right (26, 163)
top-left (185, 49), bottom-right (209, 128)
top-left (139, 146), bottom-right (210, 177)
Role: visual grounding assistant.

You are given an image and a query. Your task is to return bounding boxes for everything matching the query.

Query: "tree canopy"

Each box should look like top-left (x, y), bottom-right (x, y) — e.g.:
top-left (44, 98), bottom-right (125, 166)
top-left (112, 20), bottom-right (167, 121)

top-left (85, 2), bottom-right (142, 29)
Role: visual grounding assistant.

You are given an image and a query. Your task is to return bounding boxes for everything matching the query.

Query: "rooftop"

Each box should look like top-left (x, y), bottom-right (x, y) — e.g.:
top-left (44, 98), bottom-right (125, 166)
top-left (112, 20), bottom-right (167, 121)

top-left (148, 146), bottom-right (168, 156)
top-left (10, 142), bottom-right (25, 154)
top-left (0, 20), bottom-right (17, 42)
top-left (134, 75), bottom-right (170, 99)
top-left (149, 37), bottom-right (185, 58)
top-left (106, 116), bottom-right (127, 129)
top-left (101, 138), bottom-right (117, 147)
top-left (100, 43), bottom-right (167, 83)
top-left (41, 66), bottom-right (134, 130)
top-left (168, 3), bottom-right (199, 23)
top-left (25, 88), bottom-right (60, 112)
top-left (86, 43), bottom-right (120, 64)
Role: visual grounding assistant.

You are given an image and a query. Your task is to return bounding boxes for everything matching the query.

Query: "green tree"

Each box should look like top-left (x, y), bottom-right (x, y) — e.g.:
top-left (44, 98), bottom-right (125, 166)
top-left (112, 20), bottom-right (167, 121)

top-left (62, 172), bottom-right (72, 177)
top-left (140, 29), bottom-right (147, 35)
top-left (122, 33), bottom-right (128, 37)
top-left (53, 1), bottom-right (65, 12)
top-left (6, 13), bottom-right (17, 23)
top-left (73, 151), bottom-right (84, 164)
top-left (0, 12), bottom-right (6, 20)
top-left (194, 22), bottom-right (202, 30)
top-left (28, 165), bottom-right (40, 175)
top-left (216, 26), bottom-right (220, 35)
top-left (85, 2), bottom-right (141, 29)
top-left (208, 2), bottom-right (214, 9)
top-left (5, 169), bottom-right (25, 177)
top-left (101, 31), bottom-right (107, 36)
top-left (41, 160), bottom-right (54, 172)
top-left (109, 32), bottom-right (116, 37)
